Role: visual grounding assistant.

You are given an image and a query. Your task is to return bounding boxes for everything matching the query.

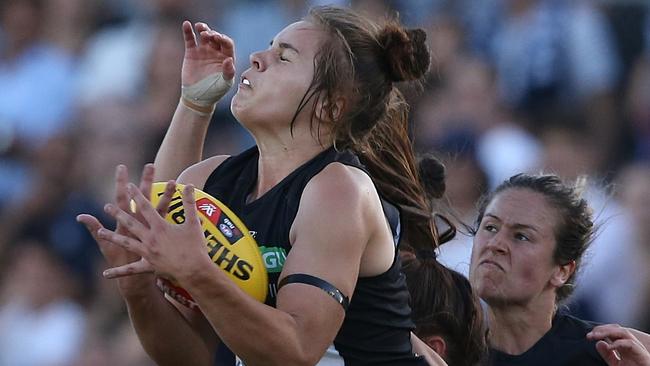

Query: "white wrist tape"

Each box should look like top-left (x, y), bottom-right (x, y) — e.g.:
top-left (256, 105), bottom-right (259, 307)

top-left (181, 72), bottom-right (234, 108)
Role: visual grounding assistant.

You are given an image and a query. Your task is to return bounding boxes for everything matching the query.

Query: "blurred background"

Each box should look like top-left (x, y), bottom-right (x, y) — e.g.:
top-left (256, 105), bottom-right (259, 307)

top-left (0, 0), bottom-right (648, 364)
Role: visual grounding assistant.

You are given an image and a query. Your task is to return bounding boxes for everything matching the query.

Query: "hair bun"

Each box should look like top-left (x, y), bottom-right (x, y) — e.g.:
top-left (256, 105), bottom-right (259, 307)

top-left (418, 154), bottom-right (446, 199)
top-left (378, 24), bottom-right (430, 82)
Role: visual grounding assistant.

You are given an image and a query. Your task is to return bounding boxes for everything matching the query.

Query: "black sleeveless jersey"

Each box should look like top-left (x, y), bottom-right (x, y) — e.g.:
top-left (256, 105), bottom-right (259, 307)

top-left (204, 146), bottom-right (427, 365)
top-left (488, 313), bottom-right (607, 366)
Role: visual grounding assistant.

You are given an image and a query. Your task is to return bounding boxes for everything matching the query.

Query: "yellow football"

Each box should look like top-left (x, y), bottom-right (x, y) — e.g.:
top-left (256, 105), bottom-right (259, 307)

top-left (149, 182), bottom-right (268, 309)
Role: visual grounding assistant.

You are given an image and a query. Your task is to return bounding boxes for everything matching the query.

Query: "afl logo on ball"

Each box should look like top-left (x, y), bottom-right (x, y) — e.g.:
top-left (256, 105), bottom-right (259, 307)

top-left (219, 223), bottom-right (233, 237)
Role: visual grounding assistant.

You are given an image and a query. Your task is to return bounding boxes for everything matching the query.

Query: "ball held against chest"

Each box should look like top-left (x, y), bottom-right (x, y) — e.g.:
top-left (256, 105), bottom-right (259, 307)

top-left (149, 182), bottom-right (268, 309)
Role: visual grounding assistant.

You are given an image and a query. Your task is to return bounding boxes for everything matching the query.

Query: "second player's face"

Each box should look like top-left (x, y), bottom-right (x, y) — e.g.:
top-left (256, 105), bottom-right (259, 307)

top-left (469, 189), bottom-right (562, 308)
top-left (231, 21), bottom-right (326, 131)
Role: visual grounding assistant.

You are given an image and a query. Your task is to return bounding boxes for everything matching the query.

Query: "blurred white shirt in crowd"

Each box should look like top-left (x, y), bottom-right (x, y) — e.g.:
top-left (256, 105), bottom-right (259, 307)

top-left (0, 300), bottom-right (86, 366)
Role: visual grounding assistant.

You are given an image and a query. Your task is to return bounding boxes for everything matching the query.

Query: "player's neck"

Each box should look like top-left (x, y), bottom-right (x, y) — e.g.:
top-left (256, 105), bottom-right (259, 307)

top-left (487, 300), bottom-right (555, 355)
top-left (250, 139), bottom-right (331, 201)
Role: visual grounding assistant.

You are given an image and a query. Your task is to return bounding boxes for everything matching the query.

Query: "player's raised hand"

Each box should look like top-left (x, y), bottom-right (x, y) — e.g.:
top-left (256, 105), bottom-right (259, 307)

top-left (182, 21), bottom-right (236, 85)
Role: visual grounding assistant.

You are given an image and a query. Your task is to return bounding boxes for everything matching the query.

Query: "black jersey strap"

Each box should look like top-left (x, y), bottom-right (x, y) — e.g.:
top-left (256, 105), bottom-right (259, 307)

top-left (278, 274), bottom-right (349, 311)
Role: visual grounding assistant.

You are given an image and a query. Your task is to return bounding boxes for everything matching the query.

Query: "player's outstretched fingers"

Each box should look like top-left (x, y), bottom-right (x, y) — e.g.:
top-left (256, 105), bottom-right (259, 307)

top-left (194, 22), bottom-right (211, 37)
top-left (126, 183), bottom-right (165, 229)
top-left (205, 31), bottom-right (222, 51)
top-left (105, 202), bottom-right (149, 239)
top-left (182, 20), bottom-right (198, 49)
top-left (155, 180), bottom-right (176, 217)
top-left (115, 164), bottom-right (131, 212)
top-left (217, 33), bottom-right (235, 55)
top-left (103, 260), bottom-right (154, 279)
top-left (97, 227), bottom-right (147, 257)
top-left (77, 214), bottom-right (104, 242)
top-left (199, 30), bottom-right (215, 49)
top-left (181, 184), bottom-right (201, 227)
top-left (139, 163), bottom-right (155, 202)
top-left (222, 57), bottom-right (235, 81)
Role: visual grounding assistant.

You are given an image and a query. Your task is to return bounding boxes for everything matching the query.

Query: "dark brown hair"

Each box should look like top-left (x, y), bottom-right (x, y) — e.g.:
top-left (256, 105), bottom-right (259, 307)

top-left (474, 173), bottom-right (595, 303)
top-left (299, 6), bottom-right (438, 250)
top-left (402, 252), bottom-right (488, 366)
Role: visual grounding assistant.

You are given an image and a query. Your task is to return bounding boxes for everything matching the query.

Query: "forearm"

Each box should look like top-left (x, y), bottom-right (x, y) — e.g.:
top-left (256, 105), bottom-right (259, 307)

top-left (154, 101), bottom-right (213, 181)
top-left (183, 266), bottom-right (315, 366)
top-left (121, 279), bottom-right (215, 366)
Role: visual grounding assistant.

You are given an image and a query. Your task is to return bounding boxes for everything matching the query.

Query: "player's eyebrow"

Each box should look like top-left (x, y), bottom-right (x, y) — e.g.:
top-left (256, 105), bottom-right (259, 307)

top-left (269, 40), bottom-right (300, 54)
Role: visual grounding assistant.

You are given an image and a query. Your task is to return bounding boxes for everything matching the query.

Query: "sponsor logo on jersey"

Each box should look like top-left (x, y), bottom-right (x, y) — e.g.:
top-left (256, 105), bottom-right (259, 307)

top-left (268, 282), bottom-right (278, 299)
top-left (259, 246), bottom-right (287, 273)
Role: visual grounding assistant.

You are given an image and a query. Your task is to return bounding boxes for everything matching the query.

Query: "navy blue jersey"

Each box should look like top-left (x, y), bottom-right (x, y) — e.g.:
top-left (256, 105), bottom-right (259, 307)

top-left (489, 313), bottom-right (607, 366)
top-left (205, 146), bottom-right (426, 365)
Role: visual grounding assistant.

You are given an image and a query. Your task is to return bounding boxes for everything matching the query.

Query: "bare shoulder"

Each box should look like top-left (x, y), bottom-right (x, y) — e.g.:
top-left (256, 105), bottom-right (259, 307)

top-left (177, 155), bottom-right (230, 189)
top-left (297, 162), bottom-right (395, 277)
top-left (304, 162), bottom-right (376, 208)
top-left (285, 163), bottom-right (377, 295)
top-left (275, 163), bottom-right (380, 365)
top-left (289, 162), bottom-right (378, 246)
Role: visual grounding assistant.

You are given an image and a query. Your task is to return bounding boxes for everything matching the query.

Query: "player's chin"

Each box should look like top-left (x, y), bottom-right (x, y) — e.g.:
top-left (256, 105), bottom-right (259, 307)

top-left (230, 94), bottom-right (249, 120)
top-left (231, 101), bottom-right (265, 131)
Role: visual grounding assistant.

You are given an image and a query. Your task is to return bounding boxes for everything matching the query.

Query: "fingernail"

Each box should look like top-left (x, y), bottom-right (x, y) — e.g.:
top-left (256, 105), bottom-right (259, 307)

top-left (103, 270), bottom-right (111, 277)
top-left (104, 204), bottom-right (112, 212)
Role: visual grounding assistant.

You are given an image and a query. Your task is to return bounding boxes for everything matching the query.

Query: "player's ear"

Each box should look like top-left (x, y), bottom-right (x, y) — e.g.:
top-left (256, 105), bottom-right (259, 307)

top-left (315, 95), bottom-right (346, 123)
top-left (423, 335), bottom-right (447, 359)
top-left (551, 260), bottom-right (575, 288)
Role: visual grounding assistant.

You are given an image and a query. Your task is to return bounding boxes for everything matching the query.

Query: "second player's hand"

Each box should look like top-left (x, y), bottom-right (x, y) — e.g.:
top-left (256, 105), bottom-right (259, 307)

top-left (588, 324), bottom-right (650, 366)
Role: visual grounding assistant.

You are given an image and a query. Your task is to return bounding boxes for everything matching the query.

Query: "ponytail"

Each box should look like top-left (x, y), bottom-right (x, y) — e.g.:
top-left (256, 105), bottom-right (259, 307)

top-left (306, 6), bottom-right (449, 252)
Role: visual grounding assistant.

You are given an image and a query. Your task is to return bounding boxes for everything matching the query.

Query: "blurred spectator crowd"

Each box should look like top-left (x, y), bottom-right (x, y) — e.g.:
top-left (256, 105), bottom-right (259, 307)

top-left (0, 0), bottom-right (648, 365)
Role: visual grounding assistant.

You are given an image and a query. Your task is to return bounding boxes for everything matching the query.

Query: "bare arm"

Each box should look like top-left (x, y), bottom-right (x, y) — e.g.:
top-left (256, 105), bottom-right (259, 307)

top-left (126, 159), bottom-right (231, 364)
top-left (154, 102), bottom-right (213, 181)
top-left (195, 164), bottom-right (369, 365)
top-left (122, 283), bottom-right (218, 365)
top-left (154, 21), bottom-right (235, 182)
top-left (80, 19), bottom-right (238, 360)
top-left (99, 164), bottom-right (379, 365)
top-left (78, 165), bottom-right (219, 365)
